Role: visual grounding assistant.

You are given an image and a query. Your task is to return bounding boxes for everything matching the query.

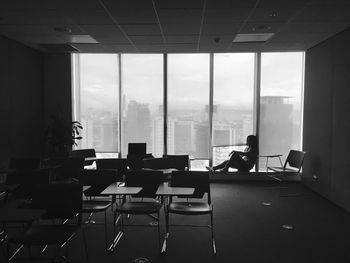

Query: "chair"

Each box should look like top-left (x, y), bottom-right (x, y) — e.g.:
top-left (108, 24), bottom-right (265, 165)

top-left (70, 148), bottom-right (96, 168)
top-left (114, 169), bottom-right (163, 250)
top-left (6, 183), bottom-right (88, 262)
top-left (127, 153), bottom-right (153, 170)
top-left (9, 158), bottom-right (41, 171)
top-left (49, 157), bottom-right (84, 181)
top-left (128, 143), bottom-right (146, 155)
top-left (80, 169), bottom-right (116, 251)
top-left (96, 158), bottom-right (127, 181)
top-left (162, 154), bottom-right (190, 170)
top-left (267, 150), bottom-right (306, 180)
top-left (162, 171), bottom-right (216, 254)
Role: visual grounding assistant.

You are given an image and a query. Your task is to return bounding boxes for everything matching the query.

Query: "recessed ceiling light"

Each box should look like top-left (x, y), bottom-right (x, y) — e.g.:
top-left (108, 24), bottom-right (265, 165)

top-left (54, 27), bottom-right (72, 33)
top-left (252, 25), bottom-right (271, 32)
top-left (269, 12), bottom-right (278, 17)
top-left (232, 33), bottom-right (275, 43)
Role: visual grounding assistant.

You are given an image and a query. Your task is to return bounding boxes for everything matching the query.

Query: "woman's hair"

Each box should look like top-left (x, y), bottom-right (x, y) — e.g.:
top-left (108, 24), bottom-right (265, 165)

top-left (247, 135), bottom-right (258, 150)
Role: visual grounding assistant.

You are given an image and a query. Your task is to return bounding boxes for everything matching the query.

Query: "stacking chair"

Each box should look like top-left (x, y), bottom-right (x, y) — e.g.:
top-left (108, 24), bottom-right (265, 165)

top-left (267, 150), bottom-right (306, 180)
top-left (70, 148), bottom-right (96, 168)
top-left (114, 170), bottom-right (163, 250)
top-left (162, 171), bottom-right (216, 254)
top-left (80, 169), bottom-right (115, 251)
top-left (162, 154), bottom-right (190, 170)
top-left (96, 158), bottom-right (127, 182)
top-left (50, 157), bottom-right (84, 182)
top-left (6, 183), bottom-right (88, 262)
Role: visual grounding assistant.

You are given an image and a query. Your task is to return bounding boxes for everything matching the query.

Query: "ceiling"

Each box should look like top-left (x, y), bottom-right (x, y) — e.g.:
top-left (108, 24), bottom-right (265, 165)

top-left (0, 0), bottom-right (350, 53)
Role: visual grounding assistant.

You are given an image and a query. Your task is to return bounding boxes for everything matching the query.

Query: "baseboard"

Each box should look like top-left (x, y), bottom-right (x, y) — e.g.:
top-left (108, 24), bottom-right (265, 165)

top-left (209, 171), bottom-right (301, 182)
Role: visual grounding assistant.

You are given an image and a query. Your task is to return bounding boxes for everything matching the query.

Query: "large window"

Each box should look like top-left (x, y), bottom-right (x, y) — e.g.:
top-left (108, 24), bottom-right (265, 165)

top-left (167, 54), bottom-right (210, 160)
top-left (72, 54), bottom-right (119, 153)
top-left (121, 54), bottom-right (163, 157)
top-left (72, 52), bottom-right (304, 170)
top-left (213, 53), bottom-right (255, 166)
top-left (259, 52), bottom-right (304, 166)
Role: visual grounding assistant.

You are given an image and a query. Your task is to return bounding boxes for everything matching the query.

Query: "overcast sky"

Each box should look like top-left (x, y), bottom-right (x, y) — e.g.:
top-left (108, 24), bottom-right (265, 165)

top-left (76, 52), bottom-right (304, 113)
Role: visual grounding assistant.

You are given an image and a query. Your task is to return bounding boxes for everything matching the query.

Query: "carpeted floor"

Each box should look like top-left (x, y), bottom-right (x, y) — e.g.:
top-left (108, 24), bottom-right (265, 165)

top-left (3, 181), bottom-right (350, 263)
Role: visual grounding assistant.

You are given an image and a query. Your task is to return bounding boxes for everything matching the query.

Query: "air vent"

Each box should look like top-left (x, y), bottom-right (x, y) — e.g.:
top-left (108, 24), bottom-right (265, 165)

top-left (40, 44), bottom-right (79, 53)
top-left (233, 33), bottom-right (275, 43)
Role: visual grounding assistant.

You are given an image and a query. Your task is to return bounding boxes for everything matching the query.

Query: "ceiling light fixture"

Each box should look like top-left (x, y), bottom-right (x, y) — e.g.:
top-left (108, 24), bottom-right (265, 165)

top-left (233, 33), bottom-right (275, 43)
top-left (54, 27), bottom-right (72, 33)
top-left (252, 25), bottom-right (271, 32)
top-left (269, 12), bottom-right (278, 17)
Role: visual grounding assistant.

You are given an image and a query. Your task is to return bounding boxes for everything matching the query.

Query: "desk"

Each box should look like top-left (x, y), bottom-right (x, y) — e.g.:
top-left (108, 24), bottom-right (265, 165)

top-left (101, 183), bottom-right (142, 196)
top-left (156, 182), bottom-right (194, 196)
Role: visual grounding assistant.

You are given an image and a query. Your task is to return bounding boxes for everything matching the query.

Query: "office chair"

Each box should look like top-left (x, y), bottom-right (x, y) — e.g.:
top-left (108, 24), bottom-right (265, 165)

top-left (114, 169), bottom-right (163, 251)
top-left (6, 183), bottom-right (88, 262)
top-left (162, 171), bottom-right (216, 254)
top-left (96, 158), bottom-right (127, 181)
top-left (80, 169), bottom-right (115, 252)
top-left (267, 150), bottom-right (306, 180)
top-left (70, 148), bottom-right (96, 168)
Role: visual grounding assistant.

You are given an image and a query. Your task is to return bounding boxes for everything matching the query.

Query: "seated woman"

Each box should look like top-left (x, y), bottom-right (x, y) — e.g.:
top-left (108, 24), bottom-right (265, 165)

top-left (206, 135), bottom-right (258, 172)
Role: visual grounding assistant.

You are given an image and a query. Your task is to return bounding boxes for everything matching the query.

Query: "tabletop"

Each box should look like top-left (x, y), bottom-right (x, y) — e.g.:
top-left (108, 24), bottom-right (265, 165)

top-left (156, 182), bottom-right (195, 196)
top-left (100, 183), bottom-right (142, 195)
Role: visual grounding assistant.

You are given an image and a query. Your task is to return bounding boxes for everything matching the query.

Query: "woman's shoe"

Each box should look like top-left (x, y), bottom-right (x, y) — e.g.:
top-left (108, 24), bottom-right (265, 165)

top-left (205, 166), bottom-right (214, 172)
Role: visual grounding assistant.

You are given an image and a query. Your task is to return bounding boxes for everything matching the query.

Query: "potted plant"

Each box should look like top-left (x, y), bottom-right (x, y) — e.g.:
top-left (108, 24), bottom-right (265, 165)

top-left (45, 115), bottom-right (83, 157)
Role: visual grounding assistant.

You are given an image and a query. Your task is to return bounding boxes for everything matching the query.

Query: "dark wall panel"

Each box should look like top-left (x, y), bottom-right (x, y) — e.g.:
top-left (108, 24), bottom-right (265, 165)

top-left (0, 36), bottom-right (44, 163)
top-left (303, 41), bottom-right (333, 199)
top-left (43, 53), bottom-right (72, 124)
top-left (304, 28), bottom-right (350, 211)
top-left (329, 29), bottom-right (350, 211)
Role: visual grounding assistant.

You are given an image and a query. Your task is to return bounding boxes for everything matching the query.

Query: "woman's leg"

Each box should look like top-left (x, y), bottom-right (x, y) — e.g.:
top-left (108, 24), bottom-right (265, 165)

top-left (222, 153), bottom-right (248, 172)
top-left (212, 160), bottom-right (229, 171)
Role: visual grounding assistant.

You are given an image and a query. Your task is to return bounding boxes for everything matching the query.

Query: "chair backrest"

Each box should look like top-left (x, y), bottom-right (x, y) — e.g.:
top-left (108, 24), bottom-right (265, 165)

top-left (32, 183), bottom-right (82, 220)
top-left (170, 171), bottom-right (211, 203)
top-left (70, 148), bottom-right (96, 165)
top-left (96, 158), bottom-right (127, 180)
top-left (284, 150), bottom-right (306, 172)
top-left (9, 157), bottom-right (41, 170)
top-left (128, 143), bottom-right (146, 155)
top-left (125, 170), bottom-right (163, 198)
top-left (7, 168), bottom-right (51, 199)
top-left (127, 153), bottom-right (153, 170)
top-left (162, 154), bottom-right (190, 170)
top-left (51, 157), bottom-right (84, 181)
top-left (80, 169), bottom-right (117, 196)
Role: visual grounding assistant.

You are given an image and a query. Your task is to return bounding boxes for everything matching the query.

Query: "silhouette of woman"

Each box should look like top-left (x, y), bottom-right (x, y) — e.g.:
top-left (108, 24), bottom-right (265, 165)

top-left (206, 135), bottom-right (258, 172)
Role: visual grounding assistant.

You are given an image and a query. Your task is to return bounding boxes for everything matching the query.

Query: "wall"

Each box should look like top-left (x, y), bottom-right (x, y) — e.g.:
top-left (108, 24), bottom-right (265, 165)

top-left (304, 28), bottom-right (350, 211)
top-left (43, 53), bottom-right (72, 124)
top-left (0, 36), bottom-right (44, 163)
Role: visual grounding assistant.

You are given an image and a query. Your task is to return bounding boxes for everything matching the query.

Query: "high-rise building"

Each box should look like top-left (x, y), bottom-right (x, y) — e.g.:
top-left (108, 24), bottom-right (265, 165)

top-left (259, 96), bottom-right (293, 166)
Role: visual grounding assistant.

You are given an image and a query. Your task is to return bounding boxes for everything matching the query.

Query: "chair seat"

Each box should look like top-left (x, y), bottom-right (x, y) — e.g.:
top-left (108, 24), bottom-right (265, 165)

top-left (9, 225), bottom-right (80, 245)
top-left (268, 166), bottom-right (299, 173)
top-left (82, 200), bottom-right (112, 213)
top-left (115, 201), bottom-right (162, 214)
top-left (168, 202), bottom-right (212, 215)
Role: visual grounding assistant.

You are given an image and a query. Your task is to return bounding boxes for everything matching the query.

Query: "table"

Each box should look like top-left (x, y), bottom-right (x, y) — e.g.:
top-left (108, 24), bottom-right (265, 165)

top-left (156, 182), bottom-right (194, 196)
top-left (100, 183), bottom-right (142, 196)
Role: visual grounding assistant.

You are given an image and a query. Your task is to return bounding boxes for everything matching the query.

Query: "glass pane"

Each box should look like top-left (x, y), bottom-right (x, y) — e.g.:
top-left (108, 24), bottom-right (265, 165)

top-left (121, 54), bottom-right (163, 157)
top-left (73, 54), bottom-right (119, 152)
top-left (167, 54), bottom-right (210, 159)
top-left (213, 53), bottom-right (255, 166)
top-left (259, 52), bottom-right (304, 168)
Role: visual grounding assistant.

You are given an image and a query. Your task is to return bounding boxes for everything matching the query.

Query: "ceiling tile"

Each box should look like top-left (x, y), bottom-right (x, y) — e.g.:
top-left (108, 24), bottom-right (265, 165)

top-left (163, 23), bottom-right (200, 35)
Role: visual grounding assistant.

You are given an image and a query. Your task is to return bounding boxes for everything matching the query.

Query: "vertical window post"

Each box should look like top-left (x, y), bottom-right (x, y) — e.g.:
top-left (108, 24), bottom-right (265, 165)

top-left (163, 53), bottom-right (168, 155)
top-left (254, 52), bottom-right (261, 171)
top-left (209, 53), bottom-right (214, 166)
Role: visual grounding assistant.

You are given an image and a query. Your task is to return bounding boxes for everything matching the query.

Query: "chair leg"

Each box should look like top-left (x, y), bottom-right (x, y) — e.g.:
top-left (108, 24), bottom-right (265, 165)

top-left (210, 212), bottom-right (216, 255)
top-left (104, 210), bottom-right (108, 252)
top-left (81, 228), bottom-right (89, 263)
top-left (161, 210), bottom-right (169, 254)
top-left (157, 211), bottom-right (161, 251)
